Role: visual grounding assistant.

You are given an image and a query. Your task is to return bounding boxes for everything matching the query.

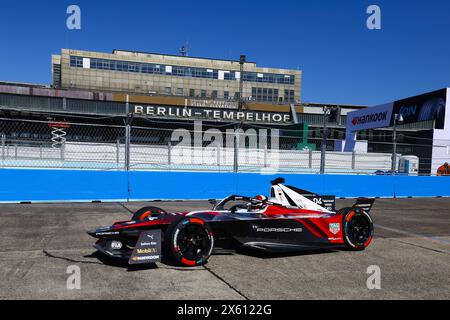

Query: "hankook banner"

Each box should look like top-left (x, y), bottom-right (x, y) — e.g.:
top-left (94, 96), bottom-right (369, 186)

top-left (347, 88), bottom-right (447, 132)
top-left (346, 102), bottom-right (393, 132)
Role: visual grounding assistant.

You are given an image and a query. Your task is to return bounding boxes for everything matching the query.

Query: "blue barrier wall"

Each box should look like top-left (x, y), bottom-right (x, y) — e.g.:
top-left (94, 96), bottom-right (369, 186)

top-left (0, 169), bottom-right (449, 202)
top-left (0, 169), bottom-right (128, 202)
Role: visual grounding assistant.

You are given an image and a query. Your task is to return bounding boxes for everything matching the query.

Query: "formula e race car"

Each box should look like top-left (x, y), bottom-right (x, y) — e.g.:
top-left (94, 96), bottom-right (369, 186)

top-left (88, 178), bottom-right (375, 267)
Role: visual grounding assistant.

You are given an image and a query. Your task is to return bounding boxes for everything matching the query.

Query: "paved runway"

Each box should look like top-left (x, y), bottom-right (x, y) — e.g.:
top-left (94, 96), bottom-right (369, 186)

top-left (0, 198), bottom-right (449, 299)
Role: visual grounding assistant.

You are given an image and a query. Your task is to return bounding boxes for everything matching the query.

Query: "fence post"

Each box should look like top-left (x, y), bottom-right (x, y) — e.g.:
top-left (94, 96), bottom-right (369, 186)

top-left (308, 149), bottom-right (312, 169)
top-left (1, 134), bottom-right (5, 161)
top-left (233, 128), bottom-right (240, 173)
top-left (116, 139), bottom-right (120, 165)
top-left (60, 143), bottom-right (65, 161)
top-left (217, 145), bottom-right (220, 167)
top-left (168, 141), bottom-right (172, 165)
top-left (125, 124), bottom-right (131, 171)
top-left (264, 144), bottom-right (268, 167)
top-left (14, 144), bottom-right (18, 160)
top-left (351, 151), bottom-right (356, 170)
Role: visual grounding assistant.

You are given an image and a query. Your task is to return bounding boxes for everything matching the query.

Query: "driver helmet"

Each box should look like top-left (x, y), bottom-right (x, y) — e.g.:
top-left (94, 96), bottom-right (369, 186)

top-left (250, 195), bottom-right (268, 211)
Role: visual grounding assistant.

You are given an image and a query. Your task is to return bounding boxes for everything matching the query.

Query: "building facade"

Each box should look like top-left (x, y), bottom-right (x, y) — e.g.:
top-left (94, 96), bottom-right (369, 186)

top-left (0, 48), bottom-right (441, 174)
top-left (52, 49), bottom-right (301, 104)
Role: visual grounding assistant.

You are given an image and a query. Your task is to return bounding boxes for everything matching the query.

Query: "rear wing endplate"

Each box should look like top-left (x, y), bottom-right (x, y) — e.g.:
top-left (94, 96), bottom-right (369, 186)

top-left (352, 198), bottom-right (375, 213)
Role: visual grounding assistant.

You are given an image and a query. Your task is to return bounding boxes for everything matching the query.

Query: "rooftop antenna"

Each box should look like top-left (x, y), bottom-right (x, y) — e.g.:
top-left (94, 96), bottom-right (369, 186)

top-left (180, 42), bottom-right (189, 56)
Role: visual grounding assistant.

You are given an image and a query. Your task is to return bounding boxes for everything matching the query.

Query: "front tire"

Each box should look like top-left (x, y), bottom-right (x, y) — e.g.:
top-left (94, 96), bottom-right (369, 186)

top-left (340, 208), bottom-right (374, 251)
top-left (163, 217), bottom-right (214, 267)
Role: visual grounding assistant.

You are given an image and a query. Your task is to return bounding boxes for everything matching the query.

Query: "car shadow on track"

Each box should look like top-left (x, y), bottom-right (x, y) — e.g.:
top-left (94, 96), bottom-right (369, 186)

top-left (234, 247), bottom-right (340, 259)
top-left (85, 251), bottom-right (205, 272)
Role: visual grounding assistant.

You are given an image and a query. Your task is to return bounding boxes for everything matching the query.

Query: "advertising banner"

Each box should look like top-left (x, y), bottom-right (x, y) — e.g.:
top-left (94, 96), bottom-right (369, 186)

top-left (346, 88), bottom-right (447, 133)
top-left (346, 102), bottom-right (393, 132)
top-left (345, 88), bottom-right (448, 153)
top-left (391, 88), bottom-right (447, 129)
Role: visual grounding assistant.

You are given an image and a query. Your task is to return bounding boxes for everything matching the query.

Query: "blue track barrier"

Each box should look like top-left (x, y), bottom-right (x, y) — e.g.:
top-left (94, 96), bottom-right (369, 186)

top-left (0, 169), bottom-right (449, 202)
top-left (0, 169), bottom-right (128, 202)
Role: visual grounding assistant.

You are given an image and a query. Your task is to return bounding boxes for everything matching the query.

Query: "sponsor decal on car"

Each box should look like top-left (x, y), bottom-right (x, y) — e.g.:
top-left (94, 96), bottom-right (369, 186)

top-left (96, 231), bottom-right (119, 236)
top-left (329, 223), bottom-right (340, 235)
top-left (140, 241), bottom-right (157, 246)
top-left (129, 230), bottom-right (161, 264)
top-left (131, 255), bottom-right (160, 261)
top-left (253, 226), bottom-right (303, 233)
top-left (137, 248), bottom-right (158, 254)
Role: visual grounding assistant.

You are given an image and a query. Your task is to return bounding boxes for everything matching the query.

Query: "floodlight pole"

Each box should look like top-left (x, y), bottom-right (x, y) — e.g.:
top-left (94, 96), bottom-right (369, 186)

top-left (320, 106), bottom-right (330, 174)
top-left (124, 94), bottom-right (132, 171)
top-left (238, 55), bottom-right (246, 110)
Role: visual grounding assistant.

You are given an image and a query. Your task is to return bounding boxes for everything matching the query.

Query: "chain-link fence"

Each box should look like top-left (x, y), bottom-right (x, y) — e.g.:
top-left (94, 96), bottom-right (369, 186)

top-left (1, 117), bottom-right (449, 175)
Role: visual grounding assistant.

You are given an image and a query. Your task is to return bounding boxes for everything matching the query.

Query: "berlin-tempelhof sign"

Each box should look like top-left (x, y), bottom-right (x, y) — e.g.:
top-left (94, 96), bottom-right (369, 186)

top-left (133, 105), bottom-right (292, 124)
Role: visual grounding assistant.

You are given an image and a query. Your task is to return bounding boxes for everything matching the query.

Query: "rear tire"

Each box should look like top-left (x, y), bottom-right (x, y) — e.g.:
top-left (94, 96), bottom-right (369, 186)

top-left (132, 206), bottom-right (167, 221)
top-left (339, 207), bottom-right (374, 251)
top-left (163, 217), bottom-right (214, 267)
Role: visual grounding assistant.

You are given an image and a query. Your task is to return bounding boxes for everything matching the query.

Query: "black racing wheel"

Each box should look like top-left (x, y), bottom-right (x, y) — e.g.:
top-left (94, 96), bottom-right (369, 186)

top-left (340, 208), bottom-right (374, 250)
top-left (132, 206), bottom-right (167, 221)
top-left (163, 217), bottom-right (214, 267)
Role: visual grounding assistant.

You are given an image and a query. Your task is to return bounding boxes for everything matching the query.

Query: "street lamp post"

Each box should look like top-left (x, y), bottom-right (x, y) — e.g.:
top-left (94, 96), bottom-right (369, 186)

top-left (391, 113), bottom-right (403, 173)
top-left (320, 106), bottom-right (330, 174)
top-left (238, 55), bottom-right (246, 110)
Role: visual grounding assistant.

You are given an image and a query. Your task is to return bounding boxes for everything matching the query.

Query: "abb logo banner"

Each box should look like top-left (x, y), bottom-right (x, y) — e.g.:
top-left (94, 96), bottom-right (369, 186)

top-left (347, 103), bottom-right (393, 132)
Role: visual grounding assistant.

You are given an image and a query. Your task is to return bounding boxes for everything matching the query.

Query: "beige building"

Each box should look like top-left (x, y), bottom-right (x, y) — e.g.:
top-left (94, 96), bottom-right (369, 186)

top-left (52, 49), bottom-right (301, 104)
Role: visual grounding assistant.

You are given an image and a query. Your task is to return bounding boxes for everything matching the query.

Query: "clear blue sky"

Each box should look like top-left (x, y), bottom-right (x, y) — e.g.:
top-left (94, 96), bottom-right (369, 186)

top-left (0, 0), bottom-right (449, 106)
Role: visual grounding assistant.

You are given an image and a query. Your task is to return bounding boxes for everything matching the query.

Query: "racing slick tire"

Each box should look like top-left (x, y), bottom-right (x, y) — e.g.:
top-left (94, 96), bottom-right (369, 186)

top-left (132, 206), bottom-right (167, 221)
top-left (163, 217), bottom-right (214, 267)
top-left (339, 207), bottom-right (374, 251)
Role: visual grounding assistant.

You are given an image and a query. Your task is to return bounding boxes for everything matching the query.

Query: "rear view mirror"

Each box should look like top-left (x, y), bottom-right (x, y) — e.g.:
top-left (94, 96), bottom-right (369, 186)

top-left (208, 199), bottom-right (217, 206)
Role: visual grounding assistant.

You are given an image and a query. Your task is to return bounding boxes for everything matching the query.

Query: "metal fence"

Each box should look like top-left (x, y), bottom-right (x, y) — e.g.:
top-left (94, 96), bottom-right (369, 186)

top-left (1, 117), bottom-right (449, 175)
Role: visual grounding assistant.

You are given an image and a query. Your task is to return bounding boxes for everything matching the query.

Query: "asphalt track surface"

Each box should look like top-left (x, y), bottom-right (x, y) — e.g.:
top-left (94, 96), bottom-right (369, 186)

top-left (0, 198), bottom-right (449, 300)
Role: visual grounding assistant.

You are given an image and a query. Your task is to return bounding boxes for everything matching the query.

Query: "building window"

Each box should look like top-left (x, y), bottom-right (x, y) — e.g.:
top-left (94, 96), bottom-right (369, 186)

top-left (164, 87), bottom-right (172, 95)
top-left (201, 90), bottom-right (207, 98)
top-left (234, 92), bottom-right (240, 100)
top-left (268, 88), bottom-right (273, 102)
top-left (256, 88), bottom-right (262, 101)
top-left (69, 55), bottom-right (296, 85)
top-left (211, 90), bottom-right (218, 99)
top-left (285, 89), bottom-right (295, 103)
top-left (176, 88), bottom-right (183, 96)
top-left (252, 87), bottom-right (280, 102)
top-left (70, 56), bottom-right (83, 68)
top-left (189, 89), bottom-right (195, 97)
top-left (224, 91), bottom-right (229, 99)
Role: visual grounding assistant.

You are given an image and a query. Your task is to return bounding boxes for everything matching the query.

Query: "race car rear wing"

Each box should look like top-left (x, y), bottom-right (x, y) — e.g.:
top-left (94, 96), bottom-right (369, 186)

top-left (351, 198), bottom-right (375, 213)
top-left (283, 184), bottom-right (336, 212)
top-left (269, 177), bottom-right (375, 214)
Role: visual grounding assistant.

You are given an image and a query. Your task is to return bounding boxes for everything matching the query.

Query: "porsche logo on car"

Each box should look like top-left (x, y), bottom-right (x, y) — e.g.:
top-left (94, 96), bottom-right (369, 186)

top-left (253, 226), bottom-right (303, 233)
